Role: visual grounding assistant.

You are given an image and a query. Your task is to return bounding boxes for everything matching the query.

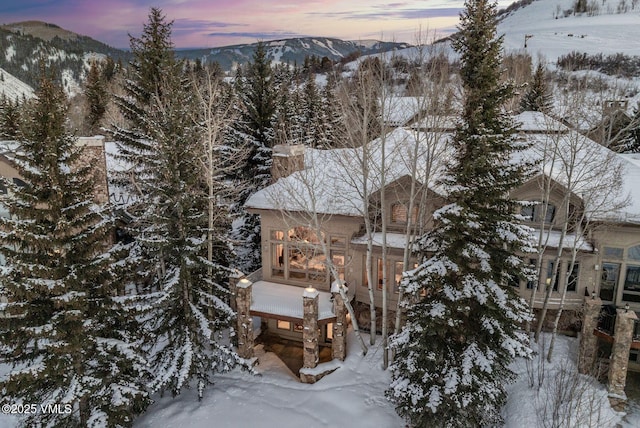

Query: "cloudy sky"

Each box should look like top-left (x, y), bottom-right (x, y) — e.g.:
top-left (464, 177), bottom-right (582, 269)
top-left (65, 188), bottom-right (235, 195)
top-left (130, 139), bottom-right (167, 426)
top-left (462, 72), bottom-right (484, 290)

top-left (0, 0), bottom-right (514, 49)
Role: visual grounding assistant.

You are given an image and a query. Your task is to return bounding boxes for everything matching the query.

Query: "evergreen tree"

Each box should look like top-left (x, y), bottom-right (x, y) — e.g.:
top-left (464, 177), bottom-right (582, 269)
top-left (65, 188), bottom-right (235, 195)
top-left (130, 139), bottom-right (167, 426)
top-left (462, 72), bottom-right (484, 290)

top-left (320, 73), bottom-right (342, 149)
top-left (84, 60), bottom-right (108, 134)
top-left (389, 1), bottom-right (533, 426)
top-left (301, 73), bottom-right (324, 148)
top-left (238, 41), bottom-right (276, 185)
top-left (0, 69), bottom-right (149, 427)
top-left (520, 61), bottom-right (553, 113)
top-left (0, 95), bottom-right (21, 139)
top-left (229, 41), bottom-right (277, 272)
top-left (110, 8), bottom-right (242, 399)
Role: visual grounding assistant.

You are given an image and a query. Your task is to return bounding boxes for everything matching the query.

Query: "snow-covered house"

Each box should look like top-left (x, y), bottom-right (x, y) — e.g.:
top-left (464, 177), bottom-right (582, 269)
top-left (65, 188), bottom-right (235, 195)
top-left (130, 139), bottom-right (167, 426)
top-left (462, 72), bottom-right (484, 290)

top-left (242, 111), bottom-right (640, 353)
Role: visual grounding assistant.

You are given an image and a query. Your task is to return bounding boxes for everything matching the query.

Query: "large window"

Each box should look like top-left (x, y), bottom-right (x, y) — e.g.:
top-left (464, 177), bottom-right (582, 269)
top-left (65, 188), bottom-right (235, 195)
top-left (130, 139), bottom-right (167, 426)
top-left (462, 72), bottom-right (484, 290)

top-left (600, 244), bottom-right (640, 304)
top-left (521, 202), bottom-right (556, 224)
top-left (269, 226), bottom-right (346, 286)
top-left (546, 261), bottom-right (559, 291)
top-left (566, 262), bottom-right (579, 293)
top-left (600, 262), bottom-right (620, 302)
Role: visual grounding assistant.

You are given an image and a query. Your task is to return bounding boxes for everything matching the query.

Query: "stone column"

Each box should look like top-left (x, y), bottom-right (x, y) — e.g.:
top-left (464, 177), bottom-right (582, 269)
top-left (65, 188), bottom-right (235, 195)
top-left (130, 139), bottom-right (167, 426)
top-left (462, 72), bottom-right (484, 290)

top-left (228, 270), bottom-right (244, 312)
top-left (236, 278), bottom-right (254, 359)
top-left (607, 308), bottom-right (638, 403)
top-left (332, 292), bottom-right (347, 361)
top-left (303, 287), bottom-right (319, 370)
top-left (578, 296), bottom-right (602, 374)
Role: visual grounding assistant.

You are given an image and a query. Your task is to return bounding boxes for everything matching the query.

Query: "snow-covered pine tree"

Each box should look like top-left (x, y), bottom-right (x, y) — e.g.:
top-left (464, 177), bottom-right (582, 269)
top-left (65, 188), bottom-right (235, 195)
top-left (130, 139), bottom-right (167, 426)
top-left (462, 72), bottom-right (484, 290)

top-left (0, 95), bottom-right (21, 139)
top-left (320, 73), bottom-right (342, 149)
top-left (110, 8), bottom-right (242, 399)
top-left (228, 41), bottom-right (277, 272)
top-left (0, 69), bottom-right (149, 427)
top-left (520, 61), bottom-right (553, 113)
top-left (301, 72), bottom-right (324, 148)
top-left (389, 1), bottom-right (534, 426)
top-left (84, 60), bottom-right (108, 135)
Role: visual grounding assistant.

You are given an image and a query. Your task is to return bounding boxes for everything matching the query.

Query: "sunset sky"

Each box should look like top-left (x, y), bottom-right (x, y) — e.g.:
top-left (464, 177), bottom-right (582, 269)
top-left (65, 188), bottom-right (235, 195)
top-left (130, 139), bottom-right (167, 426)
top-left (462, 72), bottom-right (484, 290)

top-left (0, 0), bottom-right (514, 49)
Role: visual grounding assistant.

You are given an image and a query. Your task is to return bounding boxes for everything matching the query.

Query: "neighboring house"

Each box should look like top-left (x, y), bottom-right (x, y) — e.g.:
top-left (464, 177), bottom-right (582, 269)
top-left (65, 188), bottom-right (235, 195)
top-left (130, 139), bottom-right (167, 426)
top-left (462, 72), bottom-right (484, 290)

top-left (243, 111), bottom-right (640, 353)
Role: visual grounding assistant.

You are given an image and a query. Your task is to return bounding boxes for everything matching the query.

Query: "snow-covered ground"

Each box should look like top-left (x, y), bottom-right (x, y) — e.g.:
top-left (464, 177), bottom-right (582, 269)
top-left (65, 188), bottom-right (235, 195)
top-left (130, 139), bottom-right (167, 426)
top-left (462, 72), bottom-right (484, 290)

top-left (499, 0), bottom-right (640, 62)
top-left (0, 67), bottom-right (34, 101)
top-left (1, 329), bottom-right (638, 427)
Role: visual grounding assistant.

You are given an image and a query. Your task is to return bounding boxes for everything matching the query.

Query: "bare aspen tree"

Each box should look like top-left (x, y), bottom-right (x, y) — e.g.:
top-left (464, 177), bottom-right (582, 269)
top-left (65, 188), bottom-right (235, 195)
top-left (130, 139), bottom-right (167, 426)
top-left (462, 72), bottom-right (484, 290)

top-left (190, 66), bottom-right (249, 283)
top-left (392, 32), bottom-right (456, 340)
top-left (524, 85), bottom-right (629, 347)
top-left (333, 63), bottom-right (382, 345)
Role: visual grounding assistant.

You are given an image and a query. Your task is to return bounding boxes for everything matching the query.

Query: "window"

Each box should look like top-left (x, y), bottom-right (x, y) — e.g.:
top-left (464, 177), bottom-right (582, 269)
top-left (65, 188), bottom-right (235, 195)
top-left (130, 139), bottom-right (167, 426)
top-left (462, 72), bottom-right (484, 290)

top-left (604, 247), bottom-right (624, 259)
top-left (521, 202), bottom-right (555, 224)
top-left (624, 265), bottom-right (640, 292)
top-left (566, 262), bottom-right (579, 292)
top-left (377, 258), bottom-right (385, 290)
top-left (331, 236), bottom-right (346, 247)
top-left (600, 262), bottom-right (620, 302)
top-left (277, 320), bottom-right (291, 330)
top-left (394, 261), bottom-right (404, 293)
top-left (269, 227), bottom-right (347, 286)
top-left (526, 258), bottom-right (538, 290)
top-left (331, 251), bottom-right (345, 281)
top-left (271, 243), bottom-right (285, 278)
top-left (629, 245), bottom-right (640, 261)
top-left (326, 323), bottom-right (333, 341)
top-left (546, 261), bottom-right (559, 291)
top-left (391, 203), bottom-right (418, 224)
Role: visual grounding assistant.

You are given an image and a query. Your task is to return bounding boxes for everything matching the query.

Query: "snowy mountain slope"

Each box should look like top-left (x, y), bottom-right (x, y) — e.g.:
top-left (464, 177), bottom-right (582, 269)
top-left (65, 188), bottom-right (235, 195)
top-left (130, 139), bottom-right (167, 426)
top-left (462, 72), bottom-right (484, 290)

top-left (362, 0), bottom-right (639, 70)
top-left (498, 0), bottom-right (640, 62)
top-left (0, 67), bottom-right (34, 100)
top-left (176, 38), bottom-right (412, 70)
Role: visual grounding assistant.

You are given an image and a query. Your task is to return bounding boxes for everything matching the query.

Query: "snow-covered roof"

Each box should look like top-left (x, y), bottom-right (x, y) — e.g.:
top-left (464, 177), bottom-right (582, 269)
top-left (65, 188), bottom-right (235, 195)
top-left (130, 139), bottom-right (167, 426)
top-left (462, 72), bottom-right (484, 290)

top-left (245, 127), bottom-right (452, 216)
top-left (514, 111), bottom-right (570, 133)
top-left (351, 232), bottom-right (416, 250)
top-left (250, 280), bottom-right (335, 321)
top-left (247, 111), bottom-right (640, 224)
top-left (531, 228), bottom-right (592, 252)
top-left (381, 97), bottom-right (425, 126)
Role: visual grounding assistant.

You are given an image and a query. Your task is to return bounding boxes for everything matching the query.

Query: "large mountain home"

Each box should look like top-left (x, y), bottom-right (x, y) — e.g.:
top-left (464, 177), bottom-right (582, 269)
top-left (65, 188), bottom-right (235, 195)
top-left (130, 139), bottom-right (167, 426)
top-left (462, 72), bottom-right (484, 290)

top-left (242, 111), bottom-right (640, 378)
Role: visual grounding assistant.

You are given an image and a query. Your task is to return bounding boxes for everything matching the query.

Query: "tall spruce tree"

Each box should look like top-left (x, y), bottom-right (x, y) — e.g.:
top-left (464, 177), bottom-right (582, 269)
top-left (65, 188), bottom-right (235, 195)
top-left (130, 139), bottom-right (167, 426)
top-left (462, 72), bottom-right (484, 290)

top-left (84, 60), bottom-right (108, 135)
top-left (229, 41), bottom-right (277, 272)
top-left (0, 70), bottom-right (149, 427)
top-left (0, 95), bottom-right (21, 139)
top-left (110, 8), bottom-right (241, 399)
top-left (389, 1), bottom-right (533, 426)
top-left (520, 61), bottom-right (553, 113)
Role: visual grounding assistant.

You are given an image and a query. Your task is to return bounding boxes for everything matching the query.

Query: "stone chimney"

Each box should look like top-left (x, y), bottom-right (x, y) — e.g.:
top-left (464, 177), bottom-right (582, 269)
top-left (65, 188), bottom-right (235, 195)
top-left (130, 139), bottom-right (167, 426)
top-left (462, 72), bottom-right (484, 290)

top-left (271, 144), bottom-right (305, 183)
top-left (75, 136), bottom-right (109, 205)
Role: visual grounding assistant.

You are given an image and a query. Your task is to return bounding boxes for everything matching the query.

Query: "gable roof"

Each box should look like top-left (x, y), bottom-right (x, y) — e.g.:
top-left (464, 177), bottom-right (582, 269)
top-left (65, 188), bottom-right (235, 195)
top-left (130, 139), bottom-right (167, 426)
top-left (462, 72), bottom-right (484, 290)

top-left (247, 112), bottom-right (640, 224)
top-left (245, 127), bottom-right (452, 217)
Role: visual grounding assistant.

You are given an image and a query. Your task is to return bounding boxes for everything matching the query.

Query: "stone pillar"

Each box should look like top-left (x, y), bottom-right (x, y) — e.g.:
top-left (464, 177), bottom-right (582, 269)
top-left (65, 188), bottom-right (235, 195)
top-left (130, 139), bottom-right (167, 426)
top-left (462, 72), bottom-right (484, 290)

top-left (236, 278), bottom-right (254, 359)
top-left (607, 308), bottom-right (638, 403)
top-left (228, 270), bottom-right (244, 312)
top-left (303, 287), bottom-right (319, 370)
top-left (332, 292), bottom-right (347, 361)
top-left (578, 296), bottom-right (602, 374)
